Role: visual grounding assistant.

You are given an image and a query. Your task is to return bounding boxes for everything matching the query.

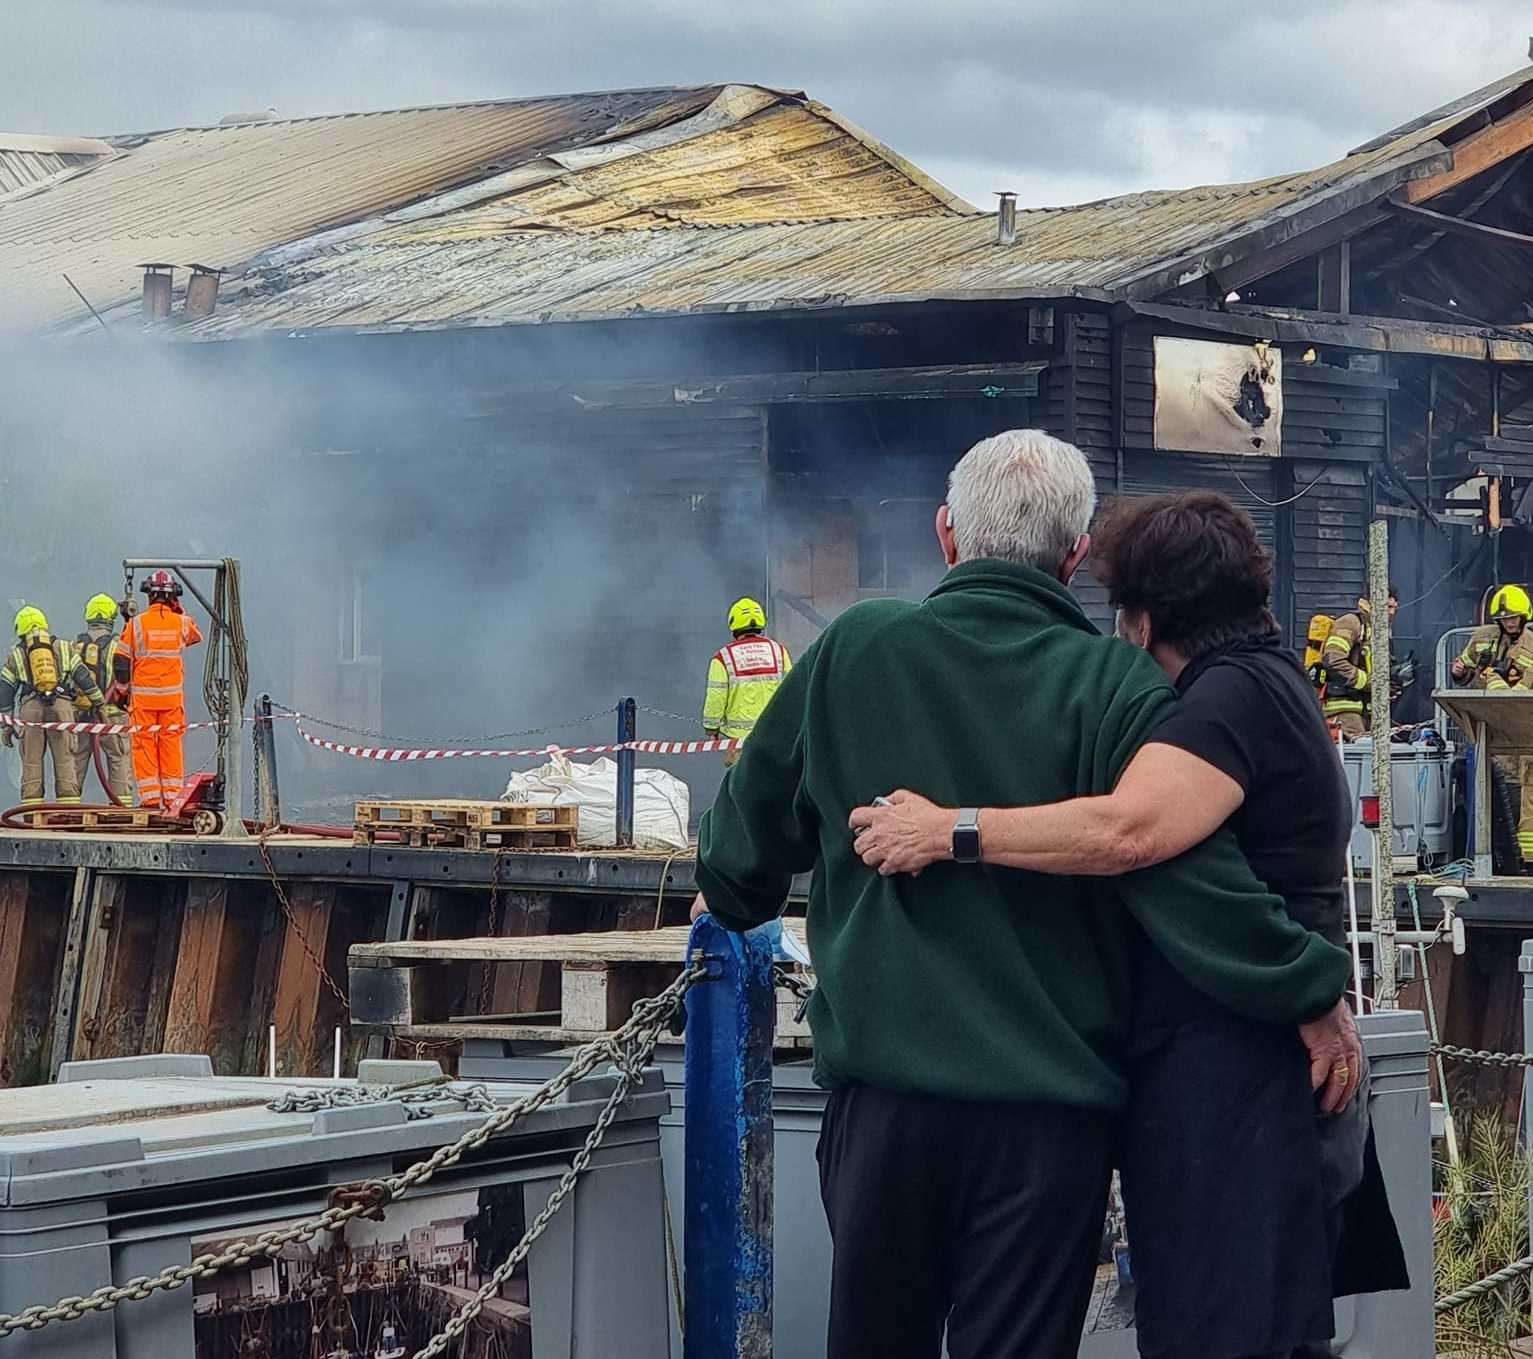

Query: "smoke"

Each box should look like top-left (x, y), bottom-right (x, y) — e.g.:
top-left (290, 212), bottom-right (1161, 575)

top-left (0, 325), bottom-right (785, 820)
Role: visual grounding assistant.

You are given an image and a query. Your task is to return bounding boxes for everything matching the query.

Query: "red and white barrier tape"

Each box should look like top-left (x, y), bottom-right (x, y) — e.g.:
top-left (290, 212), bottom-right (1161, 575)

top-left (294, 718), bottom-right (739, 762)
top-left (0, 712), bottom-right (224, 736)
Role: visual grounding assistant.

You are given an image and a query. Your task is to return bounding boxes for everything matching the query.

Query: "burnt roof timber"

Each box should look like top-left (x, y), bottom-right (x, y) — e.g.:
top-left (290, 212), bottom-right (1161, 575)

top-left (1120, 300), bottom-right (1533, 362)
top-left (1406, 97), bottom-right (1533, 202)
top-left (1164, 200), bottom-right (1394, 300)
top-left (1117, 145), bottom-right (1451, 301)
top-left (1359, 150), bottom-right (1531, 280)
top-left (463, 359), bottom-right (1049, 417)
top-left (1386, 194), bottom-right (1533, 250)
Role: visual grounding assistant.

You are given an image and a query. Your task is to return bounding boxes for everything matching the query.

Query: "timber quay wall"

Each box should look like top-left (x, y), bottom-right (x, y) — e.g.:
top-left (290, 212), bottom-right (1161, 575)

top-left (0, 831), bottom-right (759, 1089)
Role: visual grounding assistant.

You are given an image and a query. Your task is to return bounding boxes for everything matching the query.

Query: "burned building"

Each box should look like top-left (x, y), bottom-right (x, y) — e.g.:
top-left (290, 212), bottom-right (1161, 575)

top-left (3, 68), bottom-right (1533, 1090)
top-left (6, 73), bottom-right (1533, 807)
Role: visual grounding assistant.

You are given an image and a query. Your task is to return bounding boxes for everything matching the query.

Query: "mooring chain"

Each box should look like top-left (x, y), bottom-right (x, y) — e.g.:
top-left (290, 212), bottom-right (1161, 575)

top-left (773, 964), bottom-right (816, 1022)
top-left (0, 964), bottom-right (703, 1342)
top-left (1430, 1042), bottom-right (1533, 1069)
top-left (636, 703), bottom-right (701, 726)
top-left (266, 1080), bottom-right (499, 1122)
top-left (1436, 1253), bottom-right (1533, 1313)
top-left (256, 832), bottom-right (351, 1015)
top-left (479, 848), bottom-right (506, 1016)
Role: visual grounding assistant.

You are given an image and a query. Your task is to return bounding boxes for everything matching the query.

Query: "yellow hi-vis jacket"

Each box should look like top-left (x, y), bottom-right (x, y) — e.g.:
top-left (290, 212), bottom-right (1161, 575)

top-left (703, 633), bottom-right (791, 742)
top-left (1457, 623), bottom-right (1533, 690)
top-left (1321, 610), bottom-right (1370, 719)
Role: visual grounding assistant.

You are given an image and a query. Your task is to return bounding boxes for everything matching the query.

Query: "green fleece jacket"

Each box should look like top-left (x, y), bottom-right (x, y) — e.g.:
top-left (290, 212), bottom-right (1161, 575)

top-left (696, 559), bottom-right (1351, 1110)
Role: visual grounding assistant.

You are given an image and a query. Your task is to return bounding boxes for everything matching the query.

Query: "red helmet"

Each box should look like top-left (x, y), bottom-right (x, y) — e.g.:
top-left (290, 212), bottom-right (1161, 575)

top-left (141, 569), bottom-right (183, 601)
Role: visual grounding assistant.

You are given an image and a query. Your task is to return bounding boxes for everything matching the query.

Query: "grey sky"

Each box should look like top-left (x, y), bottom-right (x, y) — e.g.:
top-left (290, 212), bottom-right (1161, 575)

top-left (2, 0), bottom-right (1528, 208)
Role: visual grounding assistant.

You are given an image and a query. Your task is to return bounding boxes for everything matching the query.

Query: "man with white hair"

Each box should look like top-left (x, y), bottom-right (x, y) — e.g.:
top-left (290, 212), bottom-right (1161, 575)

top-left (693, 429), bottom-right (1352, 1359)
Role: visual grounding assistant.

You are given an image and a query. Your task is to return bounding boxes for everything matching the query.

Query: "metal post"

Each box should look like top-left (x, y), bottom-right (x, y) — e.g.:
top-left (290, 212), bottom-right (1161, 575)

top-left (616, 697), bottom-right (636, 849)
top-left (683, 916), bottom-right (774, 1358)
top-left (253, 693), bottom-right (282, 828)
top-left (1368, 519), bottom-right (1399, 1007)
top-left (1523, 943), bottom-right (1533, 1247)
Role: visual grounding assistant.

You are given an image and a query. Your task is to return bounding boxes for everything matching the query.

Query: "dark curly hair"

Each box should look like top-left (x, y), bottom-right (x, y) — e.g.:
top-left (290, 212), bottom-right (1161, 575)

top-left (1091, 490), bottom-right (1276, 659)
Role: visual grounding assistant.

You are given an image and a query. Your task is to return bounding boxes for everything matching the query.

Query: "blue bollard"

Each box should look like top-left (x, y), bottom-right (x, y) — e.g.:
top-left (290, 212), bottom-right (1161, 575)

top-left (683, 915), bottom-right (775, 1358)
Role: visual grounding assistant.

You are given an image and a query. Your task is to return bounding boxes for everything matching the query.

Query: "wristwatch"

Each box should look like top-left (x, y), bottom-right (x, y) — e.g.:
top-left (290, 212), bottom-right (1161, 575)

top-left (952, 808), bottom-right (982, 864)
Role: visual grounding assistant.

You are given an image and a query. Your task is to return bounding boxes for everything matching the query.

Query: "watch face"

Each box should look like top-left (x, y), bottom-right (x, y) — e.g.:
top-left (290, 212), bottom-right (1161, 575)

top-left (953, 826), bottom-right (981, 863)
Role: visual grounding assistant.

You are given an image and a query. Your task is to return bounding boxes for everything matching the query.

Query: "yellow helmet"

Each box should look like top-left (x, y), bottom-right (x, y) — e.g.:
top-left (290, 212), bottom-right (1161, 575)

top-left (84, 593), bottom-right (119, 623)
top-left (728, 597), bottom-right (767, 633)
top-left (13, 606), bottom-right (47, 637)
top-left (1491, 584), bottom-right (1532, 622)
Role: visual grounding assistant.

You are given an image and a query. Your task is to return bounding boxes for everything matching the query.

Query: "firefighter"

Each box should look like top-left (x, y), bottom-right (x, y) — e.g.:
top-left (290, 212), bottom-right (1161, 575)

top-left (703, 597), bottom-right (791, 766)
top-left (1450, 584), bottom-right (1533, 868)
top-left (1319, 586), bottom-right (1399, 740)
top-left (0, 607), bottom-right (102, 806)
top-left (70, 594), bottom-right (135, 807)
top-left (1450, 584), bottom-right (1533, 689)
top-left (120, 570), bottom-right (202, 810)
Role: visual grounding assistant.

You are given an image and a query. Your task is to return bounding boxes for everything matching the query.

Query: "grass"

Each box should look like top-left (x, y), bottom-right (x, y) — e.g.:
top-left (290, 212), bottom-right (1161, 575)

top-left (1435, 1116), bottom-right (1531, 1357)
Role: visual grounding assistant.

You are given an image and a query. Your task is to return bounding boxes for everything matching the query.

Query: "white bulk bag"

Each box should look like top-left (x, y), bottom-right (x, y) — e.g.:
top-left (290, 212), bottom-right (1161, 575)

top-left (502, 754), bottom-right (690, 852)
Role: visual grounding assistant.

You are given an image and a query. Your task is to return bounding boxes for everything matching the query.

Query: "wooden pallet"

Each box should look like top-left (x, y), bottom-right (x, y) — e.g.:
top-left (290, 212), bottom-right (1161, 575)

top-left (353, 799), bottom-right (578, 851)
top-left (21, 806), bottom-right (153, 832)
top-left (348, 927), bottom-right (813, 1048)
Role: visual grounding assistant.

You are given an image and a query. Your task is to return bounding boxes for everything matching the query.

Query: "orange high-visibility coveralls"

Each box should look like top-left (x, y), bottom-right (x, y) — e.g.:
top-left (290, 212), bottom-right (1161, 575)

top-left (120, 603), bottom-right (202, 809)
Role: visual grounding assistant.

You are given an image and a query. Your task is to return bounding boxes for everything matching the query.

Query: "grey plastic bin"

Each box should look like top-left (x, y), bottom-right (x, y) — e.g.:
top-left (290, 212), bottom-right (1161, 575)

top-left (0, 1054), bottom-right (672, 1359)
top-left (1341, 737), bottom-right (1454, 873)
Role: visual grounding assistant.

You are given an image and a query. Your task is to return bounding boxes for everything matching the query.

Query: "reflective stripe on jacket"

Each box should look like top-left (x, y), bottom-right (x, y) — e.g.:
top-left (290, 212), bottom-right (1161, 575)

top-left (121, 604), bottom-right (202, 709)
top-left (1321, 612), bottom-right (1369, 717)
top-left (0, 634), bottom-right (102, 711)
top-left (702, 634), bottom-right (791, 741)
top-left (75, 627), bottom-right (128, 699)
top-left (1459, 623), bottom-right (1533, 690)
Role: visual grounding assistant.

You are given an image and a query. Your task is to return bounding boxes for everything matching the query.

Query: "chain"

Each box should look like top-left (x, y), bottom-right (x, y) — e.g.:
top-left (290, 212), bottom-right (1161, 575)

top-left (257, 832), bottom-right (350, 1015)
top-left (269, 698), bottom-right (610, 747)
top-left (1436, 1253), bottom-right (1533, 1312)
top-left (1431, 1042), bottom-right (1533, 1069)
top-left (266, 1079), bottom-right (499, 1122)
top-left (772, 966), bottom-right (814, 1002)
top-left (773, 965), bottom-right (815, 1023)
top-left (0, 963), bottom-right (704, 1341)
top-left (479, 849), bottom-right (506, 1015)
top-left (636, 703), bottom-right (700, 726)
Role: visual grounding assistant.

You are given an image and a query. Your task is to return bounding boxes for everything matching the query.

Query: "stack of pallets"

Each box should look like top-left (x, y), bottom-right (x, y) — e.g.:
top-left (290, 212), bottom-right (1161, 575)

top-left (348, 926), bottom-right (814, 1049)
top-left (352, 798), bottom-right (579, 851)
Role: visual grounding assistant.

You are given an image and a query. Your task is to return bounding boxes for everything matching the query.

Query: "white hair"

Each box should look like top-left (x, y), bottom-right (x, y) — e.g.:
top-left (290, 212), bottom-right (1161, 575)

top-left (945, 429), bottom-right (1097, 570)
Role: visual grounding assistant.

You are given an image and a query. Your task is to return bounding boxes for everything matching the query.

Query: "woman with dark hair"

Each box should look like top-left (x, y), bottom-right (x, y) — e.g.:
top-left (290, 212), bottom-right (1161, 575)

top-left (849, 489), bottom-right (1407, 1359)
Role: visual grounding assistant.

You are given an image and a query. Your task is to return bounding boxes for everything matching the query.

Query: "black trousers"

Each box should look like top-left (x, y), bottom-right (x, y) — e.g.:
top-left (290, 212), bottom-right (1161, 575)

top-left (816, 1083), bottom-right (1113, 1359)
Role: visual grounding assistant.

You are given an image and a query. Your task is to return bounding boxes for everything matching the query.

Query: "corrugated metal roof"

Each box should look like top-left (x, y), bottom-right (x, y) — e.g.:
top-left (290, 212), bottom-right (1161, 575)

top-left (0, 83), bottom-right (970, 334)
top-left (11, 67), bottom-right (1533, 337)
top-left (0, 133), bottom-right (114, 204)
top-left (177, 83), bottom-right (1487, 336)
top-left (0, 87), bottom-right (725, 331)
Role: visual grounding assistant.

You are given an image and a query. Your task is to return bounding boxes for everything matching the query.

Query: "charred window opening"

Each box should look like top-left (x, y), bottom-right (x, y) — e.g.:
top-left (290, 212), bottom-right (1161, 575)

top-left (1234, 369), bottom-right (1271, 431)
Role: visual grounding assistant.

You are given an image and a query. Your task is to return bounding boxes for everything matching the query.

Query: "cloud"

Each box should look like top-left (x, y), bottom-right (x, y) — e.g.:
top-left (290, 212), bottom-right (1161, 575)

top-left (1, 0), bottom-right (1529, 208)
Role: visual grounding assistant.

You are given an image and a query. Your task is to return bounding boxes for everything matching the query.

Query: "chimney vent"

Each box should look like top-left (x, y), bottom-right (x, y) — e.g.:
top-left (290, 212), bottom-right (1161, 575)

top-left (996, 191), bottom-right (1017, 246)
top-left (184, 264), bottom-right (222, 320)
top-left (140, 264), bottom-right (173, 321)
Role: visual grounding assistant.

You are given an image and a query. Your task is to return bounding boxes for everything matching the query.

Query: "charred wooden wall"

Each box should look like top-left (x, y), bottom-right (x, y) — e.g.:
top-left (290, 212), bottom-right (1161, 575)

top-left (1049, 308), bottom-right (1383, 640)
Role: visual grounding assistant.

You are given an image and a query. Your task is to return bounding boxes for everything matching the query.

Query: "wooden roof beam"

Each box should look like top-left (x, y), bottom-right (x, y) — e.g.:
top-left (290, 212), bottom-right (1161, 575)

top-left (1386, 194), bottom-right (1533, 250)
top-left (1406, 99), bottom-right (1533, 203)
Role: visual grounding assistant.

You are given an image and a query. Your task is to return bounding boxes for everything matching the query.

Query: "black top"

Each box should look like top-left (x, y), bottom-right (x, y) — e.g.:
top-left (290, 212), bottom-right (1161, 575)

top-left (1151, 631), bottom-right (1352, 947)
top-left (1133, 631), bottom-right (1353, 1031)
